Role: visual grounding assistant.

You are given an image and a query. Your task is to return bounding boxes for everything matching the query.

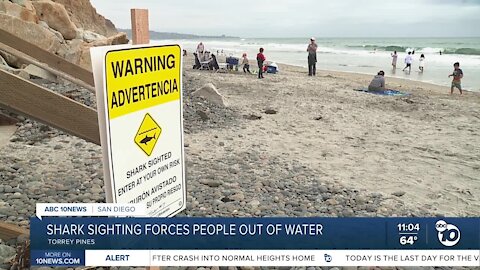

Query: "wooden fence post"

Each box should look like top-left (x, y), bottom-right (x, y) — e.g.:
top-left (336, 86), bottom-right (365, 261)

top-left (0, 69), bottom-right (100, 144)
top-left (0, 28), bottom-right (94, 86)
top-left (131, 9), bottom-right (150, 45)
top-left (130, 8), bottom-right (159, 270)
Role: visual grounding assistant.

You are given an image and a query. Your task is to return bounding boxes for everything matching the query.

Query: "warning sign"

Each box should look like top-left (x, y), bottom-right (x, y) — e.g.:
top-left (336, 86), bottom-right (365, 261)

top-left (135, 113), bottom-right (161, 156)
top-left (90, 44), bottom-right (186, 217)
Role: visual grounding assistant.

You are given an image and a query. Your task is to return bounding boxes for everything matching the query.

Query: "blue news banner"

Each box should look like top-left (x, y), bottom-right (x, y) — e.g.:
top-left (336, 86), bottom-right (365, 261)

top-left (30, 218), bottom-right (480, 266)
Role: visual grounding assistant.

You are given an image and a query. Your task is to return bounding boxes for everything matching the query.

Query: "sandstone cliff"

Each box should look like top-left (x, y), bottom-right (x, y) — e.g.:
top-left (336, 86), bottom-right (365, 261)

top-left (51, 0), bottom-right (118, 37)
top-left (0, 0), bottom-right (128, 72)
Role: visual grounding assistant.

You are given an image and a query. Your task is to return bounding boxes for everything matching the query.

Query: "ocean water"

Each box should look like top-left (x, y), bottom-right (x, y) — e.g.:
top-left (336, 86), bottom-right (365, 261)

top-left (154, 37), bottom-right (480, 91)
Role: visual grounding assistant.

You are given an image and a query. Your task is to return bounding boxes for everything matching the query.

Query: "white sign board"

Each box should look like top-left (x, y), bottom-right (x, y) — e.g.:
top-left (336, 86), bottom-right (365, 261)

top-left (91, 44), bottom-right (186, 217)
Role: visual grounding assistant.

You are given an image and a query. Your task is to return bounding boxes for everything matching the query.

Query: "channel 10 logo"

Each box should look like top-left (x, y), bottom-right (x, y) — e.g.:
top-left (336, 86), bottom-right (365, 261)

top-left (435, 220), bottom-right (460, 247)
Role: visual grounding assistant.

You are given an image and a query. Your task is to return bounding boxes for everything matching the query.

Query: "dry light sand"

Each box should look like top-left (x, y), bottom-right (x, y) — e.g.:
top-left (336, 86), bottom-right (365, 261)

top-left (184, 57), bottom-right (480, 217)
top-left (0, 126), bottom-right (17, 147)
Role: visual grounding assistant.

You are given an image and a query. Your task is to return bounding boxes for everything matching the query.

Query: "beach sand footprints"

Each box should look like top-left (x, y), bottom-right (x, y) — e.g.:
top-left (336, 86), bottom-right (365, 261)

top-left (184, 57), bottom-right (480, 217)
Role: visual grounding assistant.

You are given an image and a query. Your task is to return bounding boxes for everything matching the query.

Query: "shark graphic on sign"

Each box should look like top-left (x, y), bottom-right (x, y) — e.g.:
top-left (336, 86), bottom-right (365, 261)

top-left (140, 134), bottom-right (156, 145)
top-left (134, 113), bottom-right (162, 156)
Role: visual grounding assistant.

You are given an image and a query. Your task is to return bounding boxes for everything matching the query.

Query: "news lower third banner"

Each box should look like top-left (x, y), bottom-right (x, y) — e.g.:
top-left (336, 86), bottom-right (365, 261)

top-left (30, 217), bottom-right (480, 267)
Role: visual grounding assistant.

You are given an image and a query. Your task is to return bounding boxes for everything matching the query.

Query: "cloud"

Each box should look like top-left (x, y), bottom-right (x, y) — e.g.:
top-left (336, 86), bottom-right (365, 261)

top-left (90, 0), bottom-right (480, 37)
top-left (428, 0), bottom-right (480, 5)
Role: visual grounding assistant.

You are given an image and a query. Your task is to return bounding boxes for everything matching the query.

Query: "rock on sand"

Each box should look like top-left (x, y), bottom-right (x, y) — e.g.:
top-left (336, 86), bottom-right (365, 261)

top-left (192, 83), bottom-right (226, 107)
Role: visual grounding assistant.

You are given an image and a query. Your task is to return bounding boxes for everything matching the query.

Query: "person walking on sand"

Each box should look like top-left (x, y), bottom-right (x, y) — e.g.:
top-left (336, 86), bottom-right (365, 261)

top-left (256, 48), bottom-right (266, 79)
top-left (241, 53), bottom-right (251, 74)
top-left (391, 51), bottom-right (398, 68)
top-left (448, 62), bottom-right (463, 95)
top-left (403, 52), bottom-right (413, 73)
top-left (368, 70), bottom-right (386, 91)
top-left (419, 54), bottom-right (425, 72)
top-left (307, 37), bottom-right (318, 76)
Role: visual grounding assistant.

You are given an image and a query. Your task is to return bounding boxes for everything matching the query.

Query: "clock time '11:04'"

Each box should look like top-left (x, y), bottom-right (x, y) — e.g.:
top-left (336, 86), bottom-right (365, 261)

top-left (398, 223), bottom-right (420, 231)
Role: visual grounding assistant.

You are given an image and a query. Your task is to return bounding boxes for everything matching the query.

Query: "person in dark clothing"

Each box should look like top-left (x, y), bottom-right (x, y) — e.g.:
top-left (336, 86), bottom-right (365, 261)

top-left (209, 54), bottom-right (219, 70)
top-left (307, 37), bottom-right (318, 76)
top-left (256, 48), bottom-right (266, 79)
top-left (193, 52), bottom-right (201, 69)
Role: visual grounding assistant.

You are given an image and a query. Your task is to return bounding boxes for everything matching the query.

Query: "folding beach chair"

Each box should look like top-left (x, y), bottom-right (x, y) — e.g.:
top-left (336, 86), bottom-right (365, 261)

top-left (194, 52), bottom-right (211, 70)
top-left (214, 54), bottom-right (228, 73)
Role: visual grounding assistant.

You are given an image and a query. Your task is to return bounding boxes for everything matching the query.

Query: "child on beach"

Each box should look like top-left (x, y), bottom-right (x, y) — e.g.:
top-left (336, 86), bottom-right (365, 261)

top-left (448, 62), bottom-right (463, 94)
top-left (419, 54), bottom-right (425, 72)
top-left (368, 70), bottom-right (386, 91)
top-left (391, 51), bottom-right (398, 68)
top-left (403, 52), bottom-right (413, 73)
top-left (256, 48), bottom-right (266, 79)
top-left (241, 53), bottom-right (251, 73)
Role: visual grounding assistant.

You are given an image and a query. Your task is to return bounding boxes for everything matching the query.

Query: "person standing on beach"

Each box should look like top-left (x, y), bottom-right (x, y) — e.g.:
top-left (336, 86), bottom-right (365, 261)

top-left (307, 37), bottom-right (318, 76)
top-left (419, 54), bottom-right (425, 72)
top-left (391, 51), bottom-right (398, 68)
top-left (448, 62), bottom-right (463, 94)
top-left (197, 42), bottom-right (205, 59)
top-left (256, 48), bottom-right (266, 79)
top-left (241, 53), bottom-right (251, 73)
top-left (403, 52), bottom-right (413, 73)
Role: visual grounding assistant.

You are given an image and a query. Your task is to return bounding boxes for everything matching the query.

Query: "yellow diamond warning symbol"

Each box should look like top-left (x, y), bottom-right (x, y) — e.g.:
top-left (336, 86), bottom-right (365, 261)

top-left (134, 113), bottom-right (162, 156)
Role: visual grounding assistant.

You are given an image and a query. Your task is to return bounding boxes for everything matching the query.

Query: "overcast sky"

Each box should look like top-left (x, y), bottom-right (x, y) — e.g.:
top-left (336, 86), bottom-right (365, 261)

top-left (90, 0), bottom-right (480, 38)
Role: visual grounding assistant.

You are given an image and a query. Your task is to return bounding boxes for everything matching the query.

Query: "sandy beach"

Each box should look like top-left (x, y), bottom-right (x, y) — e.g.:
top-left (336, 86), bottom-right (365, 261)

top-left (2, 0), bottom-right (480, 268)
top-left (183, 56), bottom-right (480, 217)
top-left (0, 54), bottom-right (478, 270)
top-left (0, 58), bottom-right (478, 232)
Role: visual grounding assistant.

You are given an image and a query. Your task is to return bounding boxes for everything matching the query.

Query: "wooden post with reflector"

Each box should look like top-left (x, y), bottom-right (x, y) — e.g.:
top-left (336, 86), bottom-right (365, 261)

top-left (130, 8), bottom-right (160, 270)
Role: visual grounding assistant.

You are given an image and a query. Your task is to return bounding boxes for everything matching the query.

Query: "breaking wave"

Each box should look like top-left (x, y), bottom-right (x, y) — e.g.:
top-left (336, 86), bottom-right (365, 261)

top-left (347, 45), bottom-right (480, 55)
